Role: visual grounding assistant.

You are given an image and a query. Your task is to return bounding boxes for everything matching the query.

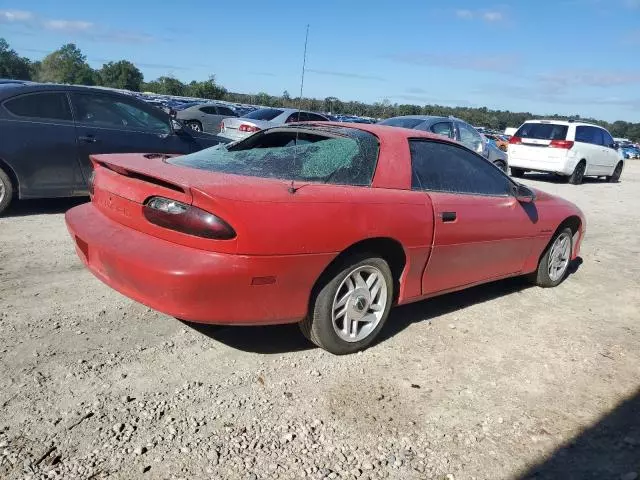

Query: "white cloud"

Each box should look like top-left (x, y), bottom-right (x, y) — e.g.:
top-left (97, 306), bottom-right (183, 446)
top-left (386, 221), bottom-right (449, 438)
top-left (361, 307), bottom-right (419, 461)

top-left (454, 8), bottom-right (507, 23)
top-left (44, 19), bottom-right (94, 32)
top-left (0, 10), bottom-right (33, 22)
top-left (0, 9), bottom-right (157, 43)
top-left (455, 9), bottom-right (474, 19)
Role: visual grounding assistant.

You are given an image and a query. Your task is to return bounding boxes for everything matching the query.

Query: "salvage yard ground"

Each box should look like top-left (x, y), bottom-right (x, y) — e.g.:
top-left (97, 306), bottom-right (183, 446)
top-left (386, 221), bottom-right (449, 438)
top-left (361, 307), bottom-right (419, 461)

top-left (0, 164), bottom-right (639, 480)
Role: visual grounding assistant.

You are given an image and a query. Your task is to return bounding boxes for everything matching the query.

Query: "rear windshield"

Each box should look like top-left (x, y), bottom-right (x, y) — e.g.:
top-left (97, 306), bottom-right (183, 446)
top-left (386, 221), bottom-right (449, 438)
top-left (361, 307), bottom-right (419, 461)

top-left (242, 108), bottom-right (284, 121)
top-left (169, 127), bottom-right (379, 186)
top-left (515, 123), bottom-right (568, 140)
top-left (378, 118), bottom-right (424, 129)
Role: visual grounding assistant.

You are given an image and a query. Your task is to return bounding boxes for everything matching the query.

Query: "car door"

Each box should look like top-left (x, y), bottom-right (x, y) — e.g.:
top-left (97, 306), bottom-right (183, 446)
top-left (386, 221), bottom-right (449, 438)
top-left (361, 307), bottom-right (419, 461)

top-left (0, 91), bottom-right (82, 198)
top-left (70, 92), bottom-right (198, 187)
top-left (198, 106), bottom-right (222, 133)
top-left (574, 126), bottom-right (605, 175)
top-left (599, 128), bottom-right (620, 173)
top-left (409, 139), bottom-right (538, 295)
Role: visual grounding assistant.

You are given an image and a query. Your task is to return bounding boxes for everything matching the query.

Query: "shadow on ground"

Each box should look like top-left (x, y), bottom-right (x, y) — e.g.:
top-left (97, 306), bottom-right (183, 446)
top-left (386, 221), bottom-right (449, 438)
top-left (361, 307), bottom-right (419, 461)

top-left (516, 388), bottom-right (640, 480)
top-left (185, 258), bottom-right (582, 354)
top-left (3, 197), bottom-right (88, 217)
top-left (521, 173), bottom-right (611, 184)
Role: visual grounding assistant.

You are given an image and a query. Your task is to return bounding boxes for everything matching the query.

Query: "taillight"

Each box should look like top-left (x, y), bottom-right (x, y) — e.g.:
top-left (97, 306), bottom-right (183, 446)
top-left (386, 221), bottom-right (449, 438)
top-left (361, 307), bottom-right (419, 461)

top-left (549, 140), bottom-right (574, 149)
top-left (509, 136), bottom-right (522, 145)
top-left (143, 197), bottom-right (236, 240)
top-left (238, 124), bottom-right (260, 133)
top-left (219, 121), bottom-right (225, 131)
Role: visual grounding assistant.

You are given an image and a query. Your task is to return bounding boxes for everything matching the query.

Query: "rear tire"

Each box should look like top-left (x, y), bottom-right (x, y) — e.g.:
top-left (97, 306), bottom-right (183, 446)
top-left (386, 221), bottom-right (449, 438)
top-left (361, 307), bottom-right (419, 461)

top-left (0, 168), bottom-right (14, 216)
top-left (493, 160), bottom-right (507, 173)
top-left (568, 161), bottom-right (586, 185)
top-left (606, 162), bottom-right (623, 183)
top-left (511, 167), bottom-right (525, 178)
top-left (530, 227), bottom-right (573, 288)
top-left (187, 121), bottom-right (203, 132)
top-left (300, 254), bottom-right (393, 355)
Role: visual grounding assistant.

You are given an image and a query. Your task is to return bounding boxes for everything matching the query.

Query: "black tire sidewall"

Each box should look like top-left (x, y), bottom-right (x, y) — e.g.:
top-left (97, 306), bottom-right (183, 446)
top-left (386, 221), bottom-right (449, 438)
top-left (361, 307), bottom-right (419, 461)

top-left (511, 167), bottom-right (524, 178)
top-left (309, 255), bottom-right (393, 355)
top-left (0, 169), bottom-right (13, 215)
top-left (569, 162), bottom-right (585, 184)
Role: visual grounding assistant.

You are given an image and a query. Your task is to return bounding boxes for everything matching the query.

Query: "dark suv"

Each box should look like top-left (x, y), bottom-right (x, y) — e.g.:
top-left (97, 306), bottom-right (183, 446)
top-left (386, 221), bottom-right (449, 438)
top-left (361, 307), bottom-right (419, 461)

top-left (0, 82), bottom-right (226, 214)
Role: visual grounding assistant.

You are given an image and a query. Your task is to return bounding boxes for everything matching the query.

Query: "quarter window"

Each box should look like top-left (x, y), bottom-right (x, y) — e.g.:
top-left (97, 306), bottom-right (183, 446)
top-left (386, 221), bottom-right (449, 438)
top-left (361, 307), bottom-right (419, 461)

top-left (430, 122), bottom-right (454, 139)
top-left (71, 93), bottom-right (170, 134)
top-left (4, 92), bottom-right (72, 121)
top-left (410, 140), bottom-right (512, 196)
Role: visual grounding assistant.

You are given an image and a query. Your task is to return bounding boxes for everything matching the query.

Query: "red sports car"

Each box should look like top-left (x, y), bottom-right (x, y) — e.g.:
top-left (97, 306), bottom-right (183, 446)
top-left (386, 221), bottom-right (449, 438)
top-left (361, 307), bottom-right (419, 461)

top-left (66, 123), bottom-right (585, 355)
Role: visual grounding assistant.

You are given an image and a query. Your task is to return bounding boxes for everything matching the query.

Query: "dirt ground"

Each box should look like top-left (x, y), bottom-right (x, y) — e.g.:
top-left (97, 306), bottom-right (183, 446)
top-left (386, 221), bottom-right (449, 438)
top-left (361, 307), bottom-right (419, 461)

top-left (1, 163), bottom-right (639, 480)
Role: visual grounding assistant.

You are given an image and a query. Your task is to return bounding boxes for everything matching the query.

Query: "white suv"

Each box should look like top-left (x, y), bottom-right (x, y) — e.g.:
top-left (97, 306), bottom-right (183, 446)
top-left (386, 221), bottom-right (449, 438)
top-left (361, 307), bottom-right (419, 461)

top-left (508, 120), bottom-right (624, 184)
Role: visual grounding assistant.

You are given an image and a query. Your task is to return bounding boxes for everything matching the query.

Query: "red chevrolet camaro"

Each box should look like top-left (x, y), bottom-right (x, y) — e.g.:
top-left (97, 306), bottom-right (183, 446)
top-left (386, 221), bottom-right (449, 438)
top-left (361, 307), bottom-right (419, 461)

top-left (66, 123), bottom-right (585, 354)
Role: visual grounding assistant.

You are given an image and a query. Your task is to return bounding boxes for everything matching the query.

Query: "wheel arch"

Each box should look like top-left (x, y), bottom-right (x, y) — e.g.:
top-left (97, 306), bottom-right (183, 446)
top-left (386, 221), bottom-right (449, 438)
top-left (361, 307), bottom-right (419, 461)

top-left (310, 237), bottom-right (407, 306)
top-left (0, 157), bottom-right (20, 198)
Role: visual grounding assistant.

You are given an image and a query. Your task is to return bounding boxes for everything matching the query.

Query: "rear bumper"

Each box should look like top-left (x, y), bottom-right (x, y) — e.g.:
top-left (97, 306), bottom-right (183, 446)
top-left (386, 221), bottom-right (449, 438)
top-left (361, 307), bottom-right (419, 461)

top-left (509, 156), bottom-right (576, 175)
top-left (65, 203), bottom-right (334, 325)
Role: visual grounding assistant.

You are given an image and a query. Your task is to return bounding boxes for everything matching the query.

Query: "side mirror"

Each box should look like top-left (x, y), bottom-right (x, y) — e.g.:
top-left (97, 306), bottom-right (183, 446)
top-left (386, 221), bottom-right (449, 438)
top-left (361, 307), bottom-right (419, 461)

top-left (513, 183), bottom-right (535, 203)
top-left (613, 142), bottom-right (620, 149)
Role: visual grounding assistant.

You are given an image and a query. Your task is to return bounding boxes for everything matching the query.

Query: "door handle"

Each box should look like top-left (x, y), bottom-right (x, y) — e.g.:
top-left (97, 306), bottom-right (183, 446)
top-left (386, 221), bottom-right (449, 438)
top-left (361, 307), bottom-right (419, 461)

top-left (78, 135), bottom-right (97, 144)
top-left (440, 211), bottom-right (457, 222)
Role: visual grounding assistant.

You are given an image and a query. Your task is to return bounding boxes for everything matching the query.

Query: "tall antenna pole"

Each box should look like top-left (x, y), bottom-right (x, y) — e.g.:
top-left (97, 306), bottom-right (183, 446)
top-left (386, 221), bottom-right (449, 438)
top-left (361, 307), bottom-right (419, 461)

top-left (298, 24), bottom-right (310, 112)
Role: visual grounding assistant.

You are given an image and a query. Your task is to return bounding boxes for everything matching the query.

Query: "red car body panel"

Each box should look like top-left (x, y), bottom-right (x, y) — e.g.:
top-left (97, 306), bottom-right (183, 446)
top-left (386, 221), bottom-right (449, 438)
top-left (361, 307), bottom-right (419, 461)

top-left (66, 123), bottom-right (585, 325)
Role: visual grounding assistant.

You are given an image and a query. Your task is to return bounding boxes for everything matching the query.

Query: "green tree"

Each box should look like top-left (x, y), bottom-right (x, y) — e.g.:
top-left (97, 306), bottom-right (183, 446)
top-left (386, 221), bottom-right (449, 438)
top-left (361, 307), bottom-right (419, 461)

top-left (282, 90), bottom-right (291, 101)
top-left (98, 60), bottom-right (143, 91)
top-left (0, 38), bottom-right (32, 80)
top-left (37, 43), bottom-right (95, 85)
top-left (186, 76), bottom-right (227, 99)
top-left (143, 76), bottom-right (186, 96)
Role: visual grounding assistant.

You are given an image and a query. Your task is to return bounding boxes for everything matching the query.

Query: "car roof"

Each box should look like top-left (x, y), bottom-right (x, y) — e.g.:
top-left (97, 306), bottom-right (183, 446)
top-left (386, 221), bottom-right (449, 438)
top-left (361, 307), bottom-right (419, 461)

top-left (383, 115), bottom-right (451, 122)
top-left (283, 121), bottom-right (448, 142)
top-left (0, 82), bottom-right (137, 101)
top-left (522, 119), bottom-right (605, 128)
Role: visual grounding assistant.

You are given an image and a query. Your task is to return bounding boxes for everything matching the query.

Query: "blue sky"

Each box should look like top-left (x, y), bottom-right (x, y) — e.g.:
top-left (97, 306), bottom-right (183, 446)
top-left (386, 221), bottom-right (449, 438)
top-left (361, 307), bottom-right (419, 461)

top-left (1, 0), bottom-right (640, 122)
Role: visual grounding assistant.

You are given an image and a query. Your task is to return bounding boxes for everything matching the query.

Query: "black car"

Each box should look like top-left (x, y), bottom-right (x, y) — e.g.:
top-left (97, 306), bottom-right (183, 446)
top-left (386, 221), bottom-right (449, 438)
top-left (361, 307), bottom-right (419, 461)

top-left (0, 83), bottom-right (227, 214)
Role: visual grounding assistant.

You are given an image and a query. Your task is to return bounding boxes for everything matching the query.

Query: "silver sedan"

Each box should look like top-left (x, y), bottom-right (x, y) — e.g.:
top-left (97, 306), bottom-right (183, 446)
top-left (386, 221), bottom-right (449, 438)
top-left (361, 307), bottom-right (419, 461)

top-left (219, 108), bottom-right (329, 141)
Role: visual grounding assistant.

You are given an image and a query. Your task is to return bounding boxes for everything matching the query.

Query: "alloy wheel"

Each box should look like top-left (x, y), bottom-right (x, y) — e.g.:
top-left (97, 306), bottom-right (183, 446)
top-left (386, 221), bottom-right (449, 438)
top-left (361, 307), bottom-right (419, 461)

top-left (548, 232), bottom-right (571, 282)
top-left (331, 265), bottom-right (388, 343)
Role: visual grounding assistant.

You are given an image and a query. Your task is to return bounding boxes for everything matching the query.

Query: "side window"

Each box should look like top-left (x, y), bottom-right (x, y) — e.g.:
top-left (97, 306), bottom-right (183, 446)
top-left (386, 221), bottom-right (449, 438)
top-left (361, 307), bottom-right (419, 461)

top-left (4, 92), bottom-right (72, 121)
top-left (71, 93), bottom-right (170, 134)
top-left (200, 106), bottom-right (218, 115)
top-left (217, 107), bottom-right (236, 116)
top-left (590, 127), bottom-right (604, 146)
top-left (574, 126), bottom-right (590, 143)
top-left (305, 113), bottom-right (328, 121)
top-left (285, 112), bottom-right (300, 123)
top-left (601, 129), bottom-right (614, 148)
top-left (430, 122), bottom-right (454, 139)
top-left (409, 140), bottom-right (511, 196)
top-left (457, 121), bottom-right (483, 153)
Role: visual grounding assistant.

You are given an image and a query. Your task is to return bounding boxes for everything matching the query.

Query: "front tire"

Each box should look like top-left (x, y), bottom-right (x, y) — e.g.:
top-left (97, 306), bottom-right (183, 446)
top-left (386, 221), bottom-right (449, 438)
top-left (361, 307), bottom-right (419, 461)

top-left (511, 167), bottom-right (525, 178)
top-left (187, 121), bottom-right (203, 132)
top-left (606, 162), bottom-right (623, 183)
top-left (300, 255), bottom-right (393, 355)
top-left (0, 168), bottom-right (14, 216)
top-left (568, 161), bottom-right (586, 185)
top-left (531, 227), bottom-right (573, 288)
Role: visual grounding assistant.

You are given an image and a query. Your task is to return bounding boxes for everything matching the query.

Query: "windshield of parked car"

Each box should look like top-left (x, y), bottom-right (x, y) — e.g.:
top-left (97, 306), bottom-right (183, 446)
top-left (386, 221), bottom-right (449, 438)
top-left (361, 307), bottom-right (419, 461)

top-left (169, 127), bottom-right (379, 186)
top-left (515, 122), bottom-right (568, 140)
top-left (242, 108), bottom-right (284, 121)
top-left (377, 117), bottom-right (424, 129)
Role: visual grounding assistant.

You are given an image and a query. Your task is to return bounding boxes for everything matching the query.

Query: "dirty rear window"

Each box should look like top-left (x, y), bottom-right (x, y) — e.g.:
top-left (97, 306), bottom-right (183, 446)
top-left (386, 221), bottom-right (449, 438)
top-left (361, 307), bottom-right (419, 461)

top-left (515, 122), bottom-right (568, 140)
top-left (169, 127), bottom-right (379, 186)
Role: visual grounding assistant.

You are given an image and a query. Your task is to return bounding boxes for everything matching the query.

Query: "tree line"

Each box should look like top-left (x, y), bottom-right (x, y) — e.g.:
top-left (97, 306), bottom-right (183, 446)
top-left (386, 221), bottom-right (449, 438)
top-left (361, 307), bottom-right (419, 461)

top-left (1, 38), bottom-right (639, 141)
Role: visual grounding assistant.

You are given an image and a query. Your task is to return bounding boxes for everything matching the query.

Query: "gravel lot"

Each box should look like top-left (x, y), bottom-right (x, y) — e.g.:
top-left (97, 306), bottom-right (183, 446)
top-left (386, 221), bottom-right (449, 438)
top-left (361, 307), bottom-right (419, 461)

top-left (1, 164), bottom-right (639, 480)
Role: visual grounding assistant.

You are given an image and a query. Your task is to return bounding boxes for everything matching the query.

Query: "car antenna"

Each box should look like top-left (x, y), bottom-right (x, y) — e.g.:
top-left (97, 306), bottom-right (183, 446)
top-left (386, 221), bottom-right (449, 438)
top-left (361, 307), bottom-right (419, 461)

top-left (289, 24), bottom-right (309, 194)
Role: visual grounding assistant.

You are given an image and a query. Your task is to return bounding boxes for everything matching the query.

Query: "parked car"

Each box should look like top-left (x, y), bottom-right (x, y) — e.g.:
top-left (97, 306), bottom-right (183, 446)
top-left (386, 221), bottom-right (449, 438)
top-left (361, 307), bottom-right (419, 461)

top-left (0, 83), bottom-right (227, 215)
top-left (378, 115), bottom-right (508, 172)
top-left (484, 138), bottom-right (509, 173)
top-left (66, 123), bottom-right (585, 355)
top-left (508, 120), bottom-right (624, 184)
top-left (176, 103), bottom-right (239, 133)
top-left (621, 146), bottom-right (640, 159)
top-left (219, 108), bottom-right (329, 141)
top-left (484, 133), bottom-right (509, 151)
